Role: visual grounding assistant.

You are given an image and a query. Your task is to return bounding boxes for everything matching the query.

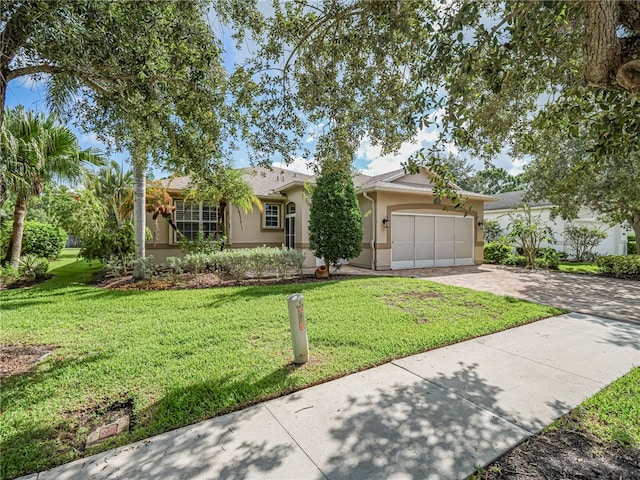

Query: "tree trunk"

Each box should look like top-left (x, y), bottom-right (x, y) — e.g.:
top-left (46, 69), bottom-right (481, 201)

top-left (584, 0), bottom-right (622, 89)
top-left (4, 194), bottom-right (28, 268)
top-left (133, 162), bottom-right (147, 279)
top-left (0, 77), bottom-right (7, 209)
top-left (630, 213), bottom-right (640, 251)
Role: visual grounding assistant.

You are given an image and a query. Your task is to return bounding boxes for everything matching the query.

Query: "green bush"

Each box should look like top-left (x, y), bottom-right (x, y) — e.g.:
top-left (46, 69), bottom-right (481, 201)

top-left (484, 241), bottom-right (511, 264)
top-left (1, 221), bottom-right (67, 259)
top-left (596, 255), bottom-right (640, 279)
top-left (502, 254), bottom-right (528, 267)
top-left (80, 222), bottom-right (135, 264)
top-left (482, 220), bottom-right (503, 243)
top-left (0, 265), bottom-right (20, 287)
top-left (180, 231), bottom-right (226, 255)
top-left (565, 225), bottom-right (607, 262)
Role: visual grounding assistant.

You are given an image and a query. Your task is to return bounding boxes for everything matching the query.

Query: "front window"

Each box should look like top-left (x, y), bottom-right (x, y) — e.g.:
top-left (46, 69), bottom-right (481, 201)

top-left (264, 203), bottom-right (281, 228)
top-left (174, 200), bottom-right (219, 241)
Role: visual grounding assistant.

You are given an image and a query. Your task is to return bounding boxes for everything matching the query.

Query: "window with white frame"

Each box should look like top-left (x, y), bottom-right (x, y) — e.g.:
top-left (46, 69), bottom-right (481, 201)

top-left (263, 203), bottom-right (281, 228)
top-left (174, 200), bottom-right (219, 241)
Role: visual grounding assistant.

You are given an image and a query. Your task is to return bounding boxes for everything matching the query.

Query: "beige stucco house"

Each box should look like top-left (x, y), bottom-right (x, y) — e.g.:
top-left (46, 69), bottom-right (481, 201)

top-left (146, 166), bottom-right (494, 270)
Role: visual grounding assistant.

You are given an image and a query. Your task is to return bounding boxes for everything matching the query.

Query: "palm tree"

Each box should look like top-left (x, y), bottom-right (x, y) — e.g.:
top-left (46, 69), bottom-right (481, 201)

top-left (184, 167), bottom-right (263, 238)
top-left (83, 160), bottom-right (134, 225)
top-left (1, 107), bottom-right (104, 267)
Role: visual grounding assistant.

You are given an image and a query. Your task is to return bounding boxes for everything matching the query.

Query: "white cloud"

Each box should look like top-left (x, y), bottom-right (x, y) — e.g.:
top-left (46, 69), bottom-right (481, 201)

top-left (79, 132), bottom-right (114, 150)
top-left (356, 127), bottom-right (443, 176)
top-left (278, 156), bottom-right (315, 175)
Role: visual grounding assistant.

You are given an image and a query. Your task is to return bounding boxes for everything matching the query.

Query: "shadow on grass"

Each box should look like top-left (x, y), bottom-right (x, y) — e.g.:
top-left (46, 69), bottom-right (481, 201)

top-left (1, 352), bottom-right (109, 412)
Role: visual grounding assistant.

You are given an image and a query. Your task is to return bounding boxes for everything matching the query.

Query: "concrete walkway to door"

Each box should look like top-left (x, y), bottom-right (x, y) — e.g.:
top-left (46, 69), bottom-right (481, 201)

top-left (340, 264), bottom-right (640, 323)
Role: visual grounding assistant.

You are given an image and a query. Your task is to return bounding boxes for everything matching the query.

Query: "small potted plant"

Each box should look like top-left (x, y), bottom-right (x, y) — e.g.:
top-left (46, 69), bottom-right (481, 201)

top-left (315, 265), bottom-right (329, 278)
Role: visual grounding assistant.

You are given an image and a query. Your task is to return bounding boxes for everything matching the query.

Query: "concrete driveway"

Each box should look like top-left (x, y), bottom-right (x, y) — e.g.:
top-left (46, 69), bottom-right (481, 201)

top-left (342, 264), bottom-right (640, 323)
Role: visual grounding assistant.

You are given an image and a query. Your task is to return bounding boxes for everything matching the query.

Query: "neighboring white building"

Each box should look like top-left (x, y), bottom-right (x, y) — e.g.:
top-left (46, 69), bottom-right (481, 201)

top-left (484, 191), bottom-right (628, 257)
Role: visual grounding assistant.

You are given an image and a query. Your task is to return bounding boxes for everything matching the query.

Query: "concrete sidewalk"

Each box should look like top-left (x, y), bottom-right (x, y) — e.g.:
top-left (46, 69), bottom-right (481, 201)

top-left (22, 313), bottom-right (639, 480)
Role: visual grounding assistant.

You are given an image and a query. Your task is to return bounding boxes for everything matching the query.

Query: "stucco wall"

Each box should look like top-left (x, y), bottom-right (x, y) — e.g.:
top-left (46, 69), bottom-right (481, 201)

top-left (349, 194), bottom-right (375, 268)
top-left (484, 206), bottom-right (627, 257)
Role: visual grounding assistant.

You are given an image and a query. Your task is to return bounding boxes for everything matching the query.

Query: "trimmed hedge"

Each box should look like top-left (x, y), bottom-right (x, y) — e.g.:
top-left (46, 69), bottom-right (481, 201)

top-left (179, 246), bottom-right (305, 280)
top-left (596, 255), bottom-right (640, 280)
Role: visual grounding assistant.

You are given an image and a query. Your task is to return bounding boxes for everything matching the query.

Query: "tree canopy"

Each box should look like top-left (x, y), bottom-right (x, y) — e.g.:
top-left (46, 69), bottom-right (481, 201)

top-left (247, 0), bottom-right (638, 194)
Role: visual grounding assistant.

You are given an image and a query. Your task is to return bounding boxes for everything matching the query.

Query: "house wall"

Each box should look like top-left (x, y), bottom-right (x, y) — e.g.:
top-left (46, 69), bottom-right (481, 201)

top-left (354, 191), bottom-right (485, 270)
top-left (349, 194), bottom-right (375, 268)
top-left (483, 207), bottom-right (628, 257)
top-left (228, 197), bottom-right (285, 248)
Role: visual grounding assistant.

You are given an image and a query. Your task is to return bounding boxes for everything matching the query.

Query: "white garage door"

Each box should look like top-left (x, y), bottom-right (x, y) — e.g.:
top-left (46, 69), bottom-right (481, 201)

top-left (391, 214), bottom-right (474, 269)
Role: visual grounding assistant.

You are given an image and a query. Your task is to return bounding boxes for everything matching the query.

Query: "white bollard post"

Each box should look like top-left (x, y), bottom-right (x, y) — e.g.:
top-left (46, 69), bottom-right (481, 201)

top-left (287, 293), bottom-right (309, 364)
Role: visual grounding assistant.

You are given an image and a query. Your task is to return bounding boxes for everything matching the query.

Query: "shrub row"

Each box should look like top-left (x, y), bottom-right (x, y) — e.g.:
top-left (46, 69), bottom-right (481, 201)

top-left (176, 246), bottom-right (306, 281)
top-left (483, 242), bottom-right (559, 269)
top-left (101, 246), bottom-right (307, 281)
top-left (596, 255), bottom-right (640, 280)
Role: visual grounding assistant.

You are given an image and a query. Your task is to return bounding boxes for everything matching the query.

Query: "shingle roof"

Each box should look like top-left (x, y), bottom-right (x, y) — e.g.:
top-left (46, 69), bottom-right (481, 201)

top-left (157, 167), bottom-right (314, 197)
top-left (484, 190), bottom-right (553, 211)
top-left (239, 166), bottom-right (314, 196)
top-left (157, 166), bottom-right (493, 201)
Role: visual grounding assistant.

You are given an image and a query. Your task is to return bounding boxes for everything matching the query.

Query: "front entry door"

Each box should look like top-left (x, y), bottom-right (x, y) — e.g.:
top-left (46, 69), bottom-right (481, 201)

top-left (285, 203), bottom-right (296, 249)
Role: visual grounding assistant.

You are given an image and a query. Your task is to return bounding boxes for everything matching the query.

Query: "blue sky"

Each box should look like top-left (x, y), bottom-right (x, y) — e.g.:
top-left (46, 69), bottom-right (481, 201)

top-left (5, 14), bottom-right (522, 180)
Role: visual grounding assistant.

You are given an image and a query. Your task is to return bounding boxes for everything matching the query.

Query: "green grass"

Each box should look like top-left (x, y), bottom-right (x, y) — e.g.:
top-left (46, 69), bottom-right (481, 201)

top-left (558, 261), bottom-right (600, 274)
top-left (0, 250), bottom-right (562, 480)
top-left (569, 367), bottom-right (640, 448)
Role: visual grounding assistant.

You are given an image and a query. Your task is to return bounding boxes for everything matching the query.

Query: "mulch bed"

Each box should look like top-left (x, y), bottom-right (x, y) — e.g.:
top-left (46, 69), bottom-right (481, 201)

top-left (475, 425), bottom-right (640, 479)
top-left (97, 272), bottom-right (355, 290)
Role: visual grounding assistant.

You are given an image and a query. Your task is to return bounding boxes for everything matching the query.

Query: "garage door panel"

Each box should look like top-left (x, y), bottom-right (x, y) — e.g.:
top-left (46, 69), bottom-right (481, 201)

top-left (392, 214), bottom-right (474, 269)
top-left (455, 243), bottom-right (473, 262)
top-left (415, 216), bottom-right (434, 237)
top-left (393, 243), bottom-right (415, 262)
top-left (436, 217), bottom-right (455, 241)
top-left (455, 217), bottom-right (474, 242)
top-left (392, 215), bottom-right (414, 242)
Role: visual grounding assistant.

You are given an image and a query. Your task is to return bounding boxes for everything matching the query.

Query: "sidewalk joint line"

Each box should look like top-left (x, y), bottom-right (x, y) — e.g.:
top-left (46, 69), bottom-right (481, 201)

top-left (473, 339), bottom-right (605, 385)
top-left (389, 362), bottom-right (534, 436)
top-left (262, 403), bottom-right (330, 480)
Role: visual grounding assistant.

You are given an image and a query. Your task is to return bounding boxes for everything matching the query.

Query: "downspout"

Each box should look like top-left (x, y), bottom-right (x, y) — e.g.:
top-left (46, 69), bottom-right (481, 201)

top-left (363, 191), bottom-right (376, 270)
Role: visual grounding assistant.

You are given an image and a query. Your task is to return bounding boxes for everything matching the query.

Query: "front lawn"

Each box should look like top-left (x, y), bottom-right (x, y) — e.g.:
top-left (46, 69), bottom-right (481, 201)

top-left (0, 251), bottom-right (562, 480)
top-left (558, 261), bottom-right (600, 274)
